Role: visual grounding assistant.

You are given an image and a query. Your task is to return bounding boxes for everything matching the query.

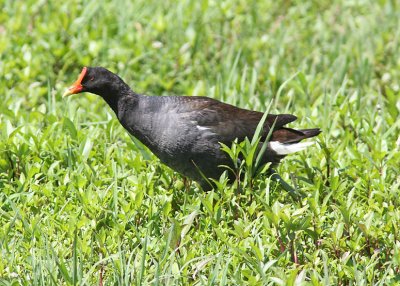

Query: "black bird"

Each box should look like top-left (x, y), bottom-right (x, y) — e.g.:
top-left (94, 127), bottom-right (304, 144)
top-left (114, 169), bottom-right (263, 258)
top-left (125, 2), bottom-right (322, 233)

top-left (63, 67), bottom-right (320, 190)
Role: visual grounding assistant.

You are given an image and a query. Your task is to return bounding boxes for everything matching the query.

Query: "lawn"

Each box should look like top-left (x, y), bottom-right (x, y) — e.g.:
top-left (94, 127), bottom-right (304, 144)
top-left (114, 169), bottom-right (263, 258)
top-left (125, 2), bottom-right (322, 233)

top-left (1, 0), bottom-right (399, 285)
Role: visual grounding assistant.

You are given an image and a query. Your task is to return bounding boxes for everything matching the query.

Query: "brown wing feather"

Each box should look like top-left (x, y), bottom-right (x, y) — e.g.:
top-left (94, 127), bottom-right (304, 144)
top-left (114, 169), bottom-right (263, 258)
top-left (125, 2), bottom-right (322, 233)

top-left (181, 96), bottom-right (298, 142)
top-left (175, 96), bottom-right (320, 144)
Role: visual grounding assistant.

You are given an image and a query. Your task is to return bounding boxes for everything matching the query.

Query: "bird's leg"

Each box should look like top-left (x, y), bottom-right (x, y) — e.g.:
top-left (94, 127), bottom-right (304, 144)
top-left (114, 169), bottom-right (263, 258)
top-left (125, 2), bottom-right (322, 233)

top-left (167, 174), bottom-right (176, 190)
top-left (99, 262), bottom-right (104, 286)
top-left (183, 177), bottom-right (191, 192)
top-left (233, 171), bottom-right (242, 219)
top-left (235, 173), bottom-right (241, 198)
top-left (269, 169), bottom-right (304, 201)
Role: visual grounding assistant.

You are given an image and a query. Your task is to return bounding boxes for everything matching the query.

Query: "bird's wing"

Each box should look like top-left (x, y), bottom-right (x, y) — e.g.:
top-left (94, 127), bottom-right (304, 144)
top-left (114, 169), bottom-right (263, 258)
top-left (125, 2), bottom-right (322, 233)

top-left (175, 96), bottom-right (298, 144)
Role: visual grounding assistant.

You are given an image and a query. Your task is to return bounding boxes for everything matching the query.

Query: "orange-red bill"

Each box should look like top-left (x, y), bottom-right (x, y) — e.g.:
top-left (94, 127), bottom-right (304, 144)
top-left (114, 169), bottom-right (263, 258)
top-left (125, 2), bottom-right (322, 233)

top-left (62, 67), bottom-right (88, 97)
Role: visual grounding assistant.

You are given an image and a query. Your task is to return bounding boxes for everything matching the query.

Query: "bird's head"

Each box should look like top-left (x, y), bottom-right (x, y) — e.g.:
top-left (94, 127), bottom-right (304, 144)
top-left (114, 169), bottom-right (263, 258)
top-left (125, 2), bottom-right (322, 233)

top-left (63, 67), bottom-right (124, 98)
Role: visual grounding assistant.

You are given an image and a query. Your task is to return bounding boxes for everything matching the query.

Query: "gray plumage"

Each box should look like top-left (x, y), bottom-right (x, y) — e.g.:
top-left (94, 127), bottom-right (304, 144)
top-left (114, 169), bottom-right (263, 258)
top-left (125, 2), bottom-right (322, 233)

top-left (64, 67), bottom-right (321, 190)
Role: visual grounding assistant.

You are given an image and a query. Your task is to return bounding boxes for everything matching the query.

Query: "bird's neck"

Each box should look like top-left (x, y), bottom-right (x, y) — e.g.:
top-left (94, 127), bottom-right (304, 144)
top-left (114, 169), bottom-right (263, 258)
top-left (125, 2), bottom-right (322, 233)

top-left (101, 84), bottom-right (139, 116)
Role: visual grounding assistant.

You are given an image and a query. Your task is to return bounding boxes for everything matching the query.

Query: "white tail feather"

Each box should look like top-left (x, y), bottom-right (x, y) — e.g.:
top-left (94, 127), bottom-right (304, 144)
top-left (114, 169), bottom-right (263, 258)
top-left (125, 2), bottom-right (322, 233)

top-left (270, 141), bottom-right (315, 155)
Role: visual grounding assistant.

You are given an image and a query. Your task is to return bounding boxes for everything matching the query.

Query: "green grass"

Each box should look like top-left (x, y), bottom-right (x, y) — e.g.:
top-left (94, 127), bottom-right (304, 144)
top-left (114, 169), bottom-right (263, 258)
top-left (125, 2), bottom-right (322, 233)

top-left (1, 0), bottom-right (400, 285)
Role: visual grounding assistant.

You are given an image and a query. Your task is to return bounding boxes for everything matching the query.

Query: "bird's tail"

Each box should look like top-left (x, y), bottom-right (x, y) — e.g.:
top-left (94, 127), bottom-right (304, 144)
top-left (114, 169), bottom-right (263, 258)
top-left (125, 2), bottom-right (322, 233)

top-left (268, 128), bottom-right (321, 155)
top-left (299, 128), bottom-right (322, 139)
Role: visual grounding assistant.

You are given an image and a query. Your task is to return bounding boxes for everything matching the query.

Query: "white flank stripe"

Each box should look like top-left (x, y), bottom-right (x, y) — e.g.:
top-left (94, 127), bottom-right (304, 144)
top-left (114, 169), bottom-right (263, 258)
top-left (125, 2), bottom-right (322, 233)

top-left (197, 125), bottom-right (211, 131)
top-left (270, 141), bottom-right (315, 155)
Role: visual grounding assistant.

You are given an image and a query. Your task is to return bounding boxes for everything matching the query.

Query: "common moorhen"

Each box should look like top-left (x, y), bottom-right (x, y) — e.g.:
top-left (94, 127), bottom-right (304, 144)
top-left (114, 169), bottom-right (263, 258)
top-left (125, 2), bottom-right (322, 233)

top-left (63, 67), bottom-right (320, 190)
